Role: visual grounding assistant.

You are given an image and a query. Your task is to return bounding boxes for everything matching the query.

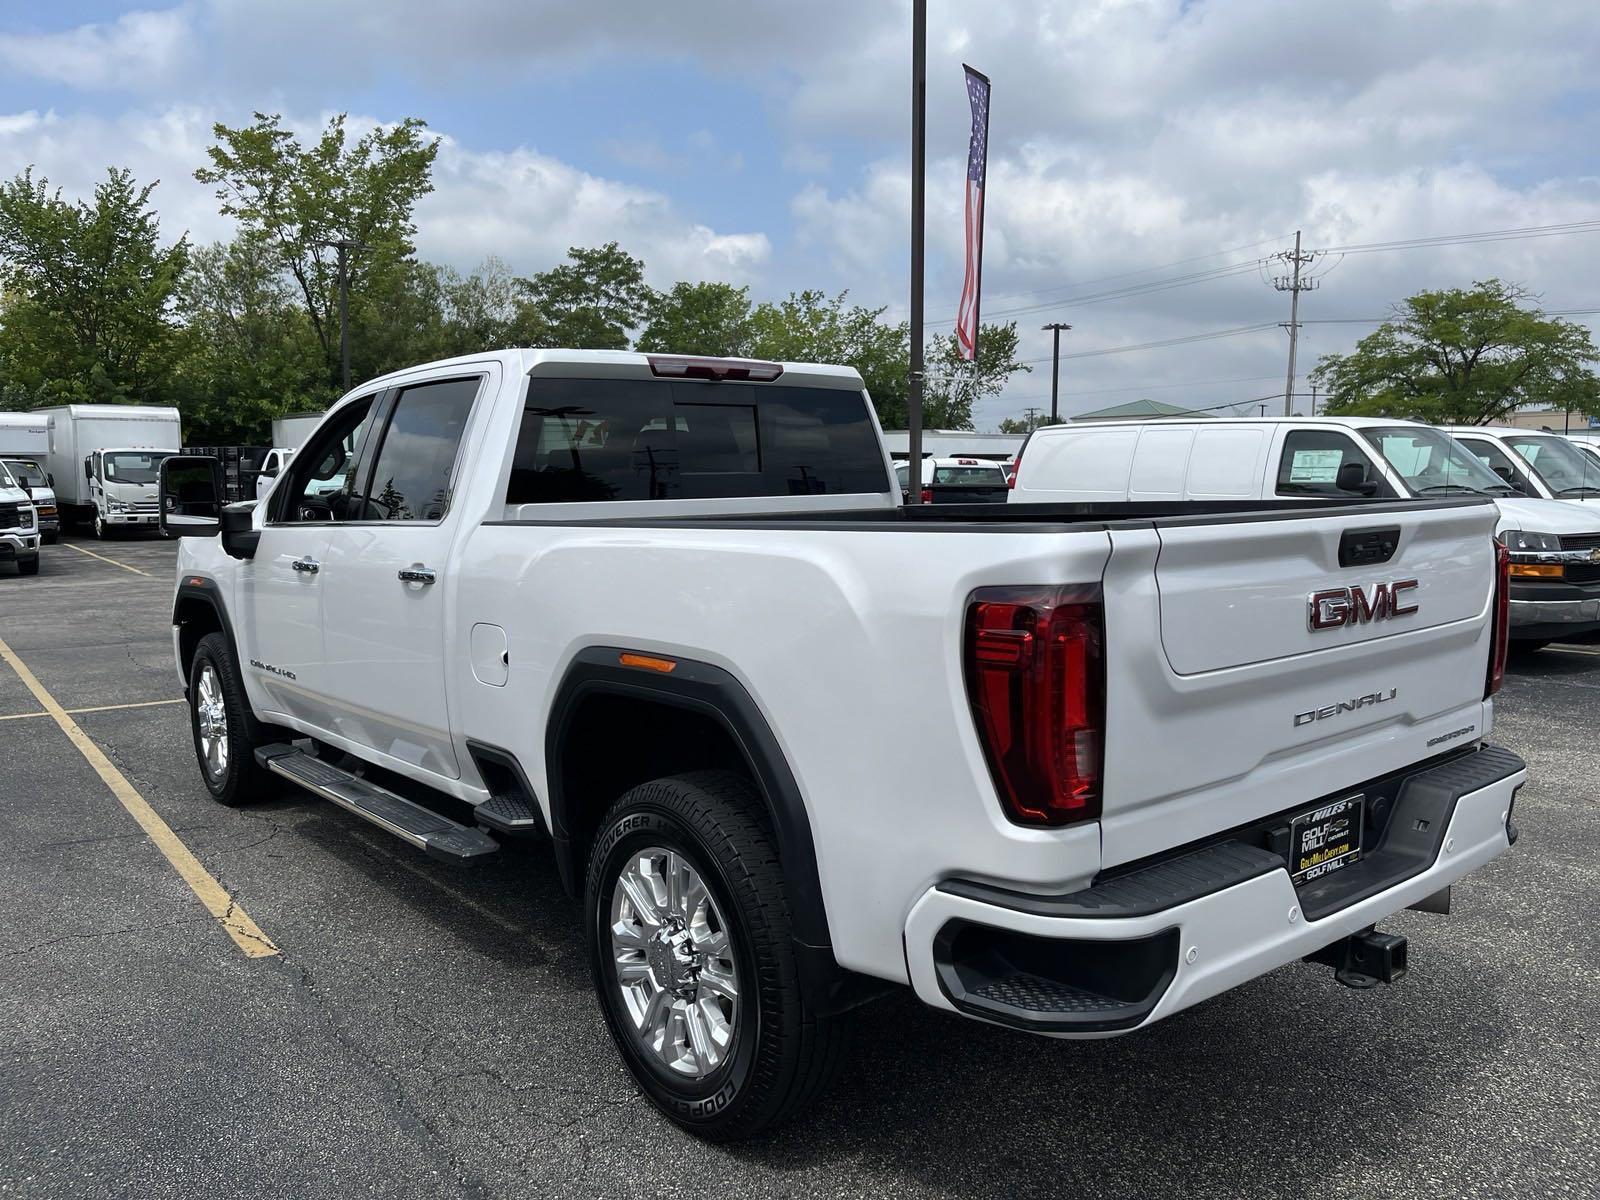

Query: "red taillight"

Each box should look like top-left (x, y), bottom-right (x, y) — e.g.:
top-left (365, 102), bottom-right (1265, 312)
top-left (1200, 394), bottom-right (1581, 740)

top-left (920, 488), bottom-right (933, 504)
top-left (1487, 539), bottom-right (1510, 697)
top-left (964, 586), bottom-right (1105, 826)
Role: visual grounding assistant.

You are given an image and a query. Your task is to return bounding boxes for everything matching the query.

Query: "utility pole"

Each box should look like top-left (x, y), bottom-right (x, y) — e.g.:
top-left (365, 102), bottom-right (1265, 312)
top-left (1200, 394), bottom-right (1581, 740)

top-left (906, 0), bottom-right (927, 503)
top-left (1042, 322), bottom-right (1071, 423)
top-left (1270, 230), bottom-right (1318, 416)
top-left (324, 238), bottom-right (368, 393)
top-left (1023, 406), bottom-right (1041, 430)
top-left (1309, 382), bottom-right (1318, 417)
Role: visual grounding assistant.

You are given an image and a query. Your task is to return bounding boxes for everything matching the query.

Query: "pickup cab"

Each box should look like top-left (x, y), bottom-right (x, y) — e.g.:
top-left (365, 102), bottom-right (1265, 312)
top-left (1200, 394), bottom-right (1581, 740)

top-left (1, 457), bottom-right (57, 544)
top-left (162, 352), bottom-right (1525, 1139)
top-left (894, 456), bottom-right (1011, 503)
top-left (1010, 414), bottom-right (1600, 645)
top-left (0, 460), bottom-right (41, 576)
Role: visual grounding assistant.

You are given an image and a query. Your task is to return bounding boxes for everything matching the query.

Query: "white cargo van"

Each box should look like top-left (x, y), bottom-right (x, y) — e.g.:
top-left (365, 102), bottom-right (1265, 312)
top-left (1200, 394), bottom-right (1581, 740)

top-left (1009, 415), bottom-right (1600, 645)
top-left (36, 405), bottom-right (182, 537)
top-left (1442, 426), bottom-right (1600, 507)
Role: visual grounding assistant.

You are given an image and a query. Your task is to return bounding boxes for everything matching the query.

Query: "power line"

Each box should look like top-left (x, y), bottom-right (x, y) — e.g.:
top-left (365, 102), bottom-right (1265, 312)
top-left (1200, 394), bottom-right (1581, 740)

top-left (1014, 322), bottom-right (1281, 365)
top-left (995, 371), bottom-right (1286, 406)
top-left (936, 218), bottom-right (1600, 329)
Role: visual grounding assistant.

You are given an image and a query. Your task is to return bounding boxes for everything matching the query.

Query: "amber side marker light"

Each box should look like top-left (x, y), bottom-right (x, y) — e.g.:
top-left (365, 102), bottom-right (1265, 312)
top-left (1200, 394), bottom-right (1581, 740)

top-left (186, 576), bottom-right (206, 587)
top-left (1508, 562), bottom-right (1564, 578)
top-left (619, 652), bottom-right (677, 674)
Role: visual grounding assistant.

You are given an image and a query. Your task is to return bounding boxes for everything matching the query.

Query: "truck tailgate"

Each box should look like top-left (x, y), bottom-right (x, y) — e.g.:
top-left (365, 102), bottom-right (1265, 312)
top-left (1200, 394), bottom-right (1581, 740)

top-left (1098, 500), bottom-right (1500, 868)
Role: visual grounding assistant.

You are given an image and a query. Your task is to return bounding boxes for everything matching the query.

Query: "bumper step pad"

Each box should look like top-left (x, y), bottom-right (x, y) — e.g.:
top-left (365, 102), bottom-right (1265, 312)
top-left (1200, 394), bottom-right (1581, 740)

top-left (255, 744), bottom-right (500, 864)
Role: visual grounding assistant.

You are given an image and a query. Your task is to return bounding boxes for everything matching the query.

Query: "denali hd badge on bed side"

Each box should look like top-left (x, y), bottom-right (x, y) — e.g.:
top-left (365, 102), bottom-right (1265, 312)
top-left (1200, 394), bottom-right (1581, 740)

top-left (1307, 580), bottom-right (1419, 631)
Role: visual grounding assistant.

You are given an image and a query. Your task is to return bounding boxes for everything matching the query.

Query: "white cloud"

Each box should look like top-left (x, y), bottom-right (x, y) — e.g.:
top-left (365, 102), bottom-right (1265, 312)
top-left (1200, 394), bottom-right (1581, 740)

top-left (0, 8), bottom-right (194, 90)
top-left (0, 107), bottom-right (771, 288)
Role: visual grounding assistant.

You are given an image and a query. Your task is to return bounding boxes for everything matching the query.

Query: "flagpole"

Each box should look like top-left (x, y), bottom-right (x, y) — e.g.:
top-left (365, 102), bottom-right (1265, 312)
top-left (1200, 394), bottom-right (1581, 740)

top-left (906, 0), bottom-right (927, 504)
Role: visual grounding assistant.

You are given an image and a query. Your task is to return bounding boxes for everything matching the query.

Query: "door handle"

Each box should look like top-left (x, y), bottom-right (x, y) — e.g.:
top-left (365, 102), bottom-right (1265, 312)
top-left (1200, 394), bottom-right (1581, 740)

top-left (291, 556), bottom-right (320, 575)
top-left (398, 565), bottom-right (436, 585)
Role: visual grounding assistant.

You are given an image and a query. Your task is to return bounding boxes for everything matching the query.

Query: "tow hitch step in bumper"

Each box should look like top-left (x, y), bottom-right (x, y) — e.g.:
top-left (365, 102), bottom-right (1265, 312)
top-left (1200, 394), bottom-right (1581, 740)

top-left (255, 743), bottom-right (500, 863)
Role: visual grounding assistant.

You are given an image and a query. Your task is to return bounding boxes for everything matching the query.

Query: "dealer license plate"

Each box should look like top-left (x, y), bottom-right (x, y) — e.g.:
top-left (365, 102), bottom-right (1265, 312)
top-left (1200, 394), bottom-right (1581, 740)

top-left (1288, 794), bottom-right (1364, 883)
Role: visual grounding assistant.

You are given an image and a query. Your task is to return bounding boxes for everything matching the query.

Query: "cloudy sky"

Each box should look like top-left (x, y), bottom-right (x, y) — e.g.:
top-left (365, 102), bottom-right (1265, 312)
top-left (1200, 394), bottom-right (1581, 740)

top-left (3, 0), bottom-right (1598, 427)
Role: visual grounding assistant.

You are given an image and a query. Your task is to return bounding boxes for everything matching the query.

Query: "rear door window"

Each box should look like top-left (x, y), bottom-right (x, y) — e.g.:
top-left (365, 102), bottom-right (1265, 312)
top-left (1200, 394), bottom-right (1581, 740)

top-left (506, 379), bottom-right (890, 504)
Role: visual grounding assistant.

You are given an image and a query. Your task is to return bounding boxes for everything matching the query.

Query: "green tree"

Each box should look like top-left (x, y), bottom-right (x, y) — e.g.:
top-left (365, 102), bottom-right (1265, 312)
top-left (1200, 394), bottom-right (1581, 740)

top-left (0, 167), bottom-right (189, 408)
top-left (746, 290), bottom-right (910, 425)
top-left (1314, 279), bottom-right (1600, 424)
top-left (195, 112), bottom-right (439, 385)
top-left (516, 242), bottom-right (655, 349)
top-left (997, 412), bottom-right (1063, 435)
top-left (636, 281), bottom-right (753, 357)
top-left (173, 238), bottom-right (328, 442)
top-left (436, 256), bottom-right (548, 356)
top-left (923, 321), bottom-right (1032, 431)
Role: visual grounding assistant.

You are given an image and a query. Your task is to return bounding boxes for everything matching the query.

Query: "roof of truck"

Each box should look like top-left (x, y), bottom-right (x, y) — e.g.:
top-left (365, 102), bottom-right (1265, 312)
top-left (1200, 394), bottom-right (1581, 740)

top-left (1040, 414), bottom-right (1427, 431)
top-left (345, 349), bottom-right (868, 401)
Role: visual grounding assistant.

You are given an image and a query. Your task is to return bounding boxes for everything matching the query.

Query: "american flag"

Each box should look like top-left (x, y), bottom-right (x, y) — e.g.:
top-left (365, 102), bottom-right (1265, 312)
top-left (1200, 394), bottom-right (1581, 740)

top-left (956, 64), bottom-right (991, 362)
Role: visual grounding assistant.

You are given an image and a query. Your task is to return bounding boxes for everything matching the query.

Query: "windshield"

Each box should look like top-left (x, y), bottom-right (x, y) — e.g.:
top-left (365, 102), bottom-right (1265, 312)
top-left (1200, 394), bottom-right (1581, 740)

top-left (1502, 434), bottom-right (1600, 495)
top-left (1365, 426), bottom-right (1512, 495)
top-left (102, 451), bottom-right (174, 485)
top-left (4, 459), bottom-right (45, 489)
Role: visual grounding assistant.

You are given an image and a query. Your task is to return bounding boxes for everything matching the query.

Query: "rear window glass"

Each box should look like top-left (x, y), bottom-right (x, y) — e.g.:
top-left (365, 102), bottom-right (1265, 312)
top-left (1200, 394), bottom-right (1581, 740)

top-left (932, 464), bottom-right (1004, 484)
top-left (506, 379), bottom-right (890, 504)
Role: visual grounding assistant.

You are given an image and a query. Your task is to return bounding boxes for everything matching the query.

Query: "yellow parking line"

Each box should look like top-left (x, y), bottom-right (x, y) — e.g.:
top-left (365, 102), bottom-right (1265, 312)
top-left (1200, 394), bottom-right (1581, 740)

top-left (0, 634), bottom-right (278, 959)
top-left (69, 697), bottom-right (186, 716)
top-left (1548, 645), bottom-right (1600, 657)
top-left (0, 698), bottom-right (186, 723)
top-left (62, 542), bottom-right (153, 578)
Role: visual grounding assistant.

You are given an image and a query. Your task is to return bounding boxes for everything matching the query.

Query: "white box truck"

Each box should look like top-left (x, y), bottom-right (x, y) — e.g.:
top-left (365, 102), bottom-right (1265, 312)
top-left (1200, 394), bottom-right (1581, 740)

top-left (271, 412), bottom-right (323, 452)
top-left (37, 405), bottom-right (182, 538)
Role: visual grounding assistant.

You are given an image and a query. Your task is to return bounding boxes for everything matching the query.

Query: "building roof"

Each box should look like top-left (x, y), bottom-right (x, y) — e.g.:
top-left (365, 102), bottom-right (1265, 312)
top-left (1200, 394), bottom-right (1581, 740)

top-left (1071, 398), bottom-right (1210, 421)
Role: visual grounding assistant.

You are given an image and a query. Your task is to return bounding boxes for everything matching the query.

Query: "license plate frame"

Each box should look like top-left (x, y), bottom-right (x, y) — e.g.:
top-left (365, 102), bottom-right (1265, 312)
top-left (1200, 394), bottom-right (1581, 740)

top-left (1288, 794), bottom-right (1365, 884)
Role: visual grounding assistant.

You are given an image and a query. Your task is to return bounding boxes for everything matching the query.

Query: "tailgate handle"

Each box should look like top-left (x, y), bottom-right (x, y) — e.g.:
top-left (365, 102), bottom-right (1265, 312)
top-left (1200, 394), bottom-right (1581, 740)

top-left (1339, 527), bottom-right (1400, 568)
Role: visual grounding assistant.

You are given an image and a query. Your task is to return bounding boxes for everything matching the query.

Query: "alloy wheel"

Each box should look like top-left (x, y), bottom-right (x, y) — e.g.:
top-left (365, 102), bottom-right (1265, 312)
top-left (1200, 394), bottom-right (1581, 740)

top-left (195, 662), bottom-right (229, 780)
top-left (609, 846), bottom-right (739, 1078)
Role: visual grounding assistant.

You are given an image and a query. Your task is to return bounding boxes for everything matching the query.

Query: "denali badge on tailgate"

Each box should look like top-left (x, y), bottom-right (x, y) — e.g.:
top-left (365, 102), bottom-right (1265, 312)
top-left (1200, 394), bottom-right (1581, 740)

top-left (1307, 579), bottom-right (1419, 631)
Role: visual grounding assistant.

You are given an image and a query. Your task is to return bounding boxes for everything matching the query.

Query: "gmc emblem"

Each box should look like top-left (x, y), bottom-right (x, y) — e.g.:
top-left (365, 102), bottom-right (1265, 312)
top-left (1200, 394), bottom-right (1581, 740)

top-left (1307, 580), bottom-right (1419, 631)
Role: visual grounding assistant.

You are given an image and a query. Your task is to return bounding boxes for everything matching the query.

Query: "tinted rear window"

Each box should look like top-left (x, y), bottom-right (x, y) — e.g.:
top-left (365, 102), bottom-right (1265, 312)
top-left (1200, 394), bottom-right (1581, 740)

top-left (506, 379), bottom-right (889, 504)
top-left (933, 464), bottom-right (1004, 485)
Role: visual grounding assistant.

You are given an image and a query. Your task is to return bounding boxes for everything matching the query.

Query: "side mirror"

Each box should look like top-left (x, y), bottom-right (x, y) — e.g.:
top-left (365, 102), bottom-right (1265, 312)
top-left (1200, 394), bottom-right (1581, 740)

top-left (159, 456), bottom-right (224, 538)
top-left (1336, 461), bottom-right (1379, 497)
top-left (220, 503), bottom-right (260, 561)
top-left (84, 458), bottom-right (93, 481)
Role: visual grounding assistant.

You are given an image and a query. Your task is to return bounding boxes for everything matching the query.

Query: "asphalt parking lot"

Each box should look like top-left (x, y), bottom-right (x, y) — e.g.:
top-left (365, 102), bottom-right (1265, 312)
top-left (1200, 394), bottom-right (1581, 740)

top-left (1, 532), bottom-right (1596, 1199)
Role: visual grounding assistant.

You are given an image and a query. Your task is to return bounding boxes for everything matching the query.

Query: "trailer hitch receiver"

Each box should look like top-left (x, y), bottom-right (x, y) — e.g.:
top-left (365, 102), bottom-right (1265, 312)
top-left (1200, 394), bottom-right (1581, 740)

top-left (1303, 927), bottom-right (1408, 990)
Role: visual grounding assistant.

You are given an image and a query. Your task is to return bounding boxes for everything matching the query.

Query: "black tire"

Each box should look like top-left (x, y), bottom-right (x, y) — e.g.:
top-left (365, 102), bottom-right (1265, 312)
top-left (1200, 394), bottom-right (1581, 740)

top-left (42, 533), bottom-right (57, 545)
top-left (188, 631), bottom-right (277, 806)
top-left (92, 510), bottom-right (109, 539)
top-left (17, 555), bottom-right (39, 576)
top-left (584, 771), bottom-right (844, 1141)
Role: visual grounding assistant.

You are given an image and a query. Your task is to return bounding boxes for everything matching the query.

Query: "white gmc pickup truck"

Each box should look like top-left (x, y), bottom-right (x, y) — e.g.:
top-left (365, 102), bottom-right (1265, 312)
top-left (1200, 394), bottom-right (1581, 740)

top-left (161, 350), bottom-right (1526, 1139)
